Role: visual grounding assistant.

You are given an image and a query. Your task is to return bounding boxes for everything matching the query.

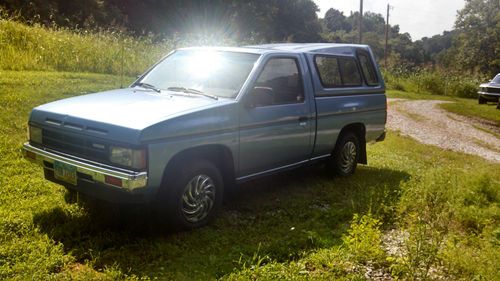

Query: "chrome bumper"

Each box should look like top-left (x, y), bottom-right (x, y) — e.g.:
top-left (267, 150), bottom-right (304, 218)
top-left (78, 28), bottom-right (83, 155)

top-left (478, 91), bottom-right (500, 97)
top-left (22, 142), bottom-right (147, 190)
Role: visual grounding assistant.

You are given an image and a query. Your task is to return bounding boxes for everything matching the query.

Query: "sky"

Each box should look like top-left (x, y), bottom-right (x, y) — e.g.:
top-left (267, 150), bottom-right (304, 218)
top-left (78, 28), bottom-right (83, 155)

top-left (313, 0), bottom-right (466, 40)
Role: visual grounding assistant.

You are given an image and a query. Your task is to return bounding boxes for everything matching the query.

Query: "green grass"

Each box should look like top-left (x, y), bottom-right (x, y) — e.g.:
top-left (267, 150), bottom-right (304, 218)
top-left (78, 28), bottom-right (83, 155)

top-left (0, 19), bottom-right (170, 75)
top-left (387, 90), bottom-right (500, 126)
top-left (0, 71), bottom-right (499, 280)
top-left (440, 101), bottom-right (500, 126)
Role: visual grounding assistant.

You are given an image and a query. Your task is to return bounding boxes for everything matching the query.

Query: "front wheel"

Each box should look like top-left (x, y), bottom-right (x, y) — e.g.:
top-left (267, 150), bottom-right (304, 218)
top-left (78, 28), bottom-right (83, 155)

top-left (329, 133), bottom-right (360, 176)
top-left (478, 95), bottom-right (487, 104)
top-left (157, 159), bottom-right (223, 230)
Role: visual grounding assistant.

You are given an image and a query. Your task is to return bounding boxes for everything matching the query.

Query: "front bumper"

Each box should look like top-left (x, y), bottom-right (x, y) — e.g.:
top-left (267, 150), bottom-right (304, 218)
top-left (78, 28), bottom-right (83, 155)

top-left (22, 142), bottom-right (148, 191)
top-left (478, 91), bottom-right (500, 100)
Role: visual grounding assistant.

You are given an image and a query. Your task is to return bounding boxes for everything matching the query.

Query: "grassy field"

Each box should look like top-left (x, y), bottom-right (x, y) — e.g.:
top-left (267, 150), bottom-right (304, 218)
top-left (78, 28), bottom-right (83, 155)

top-left (0, 70), bottom-right (498, 280)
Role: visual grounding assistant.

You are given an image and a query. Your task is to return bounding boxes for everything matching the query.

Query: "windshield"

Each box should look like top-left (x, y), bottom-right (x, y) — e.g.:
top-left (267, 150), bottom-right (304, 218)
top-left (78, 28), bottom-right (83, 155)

top-left (138, 50), bottom-right (260, 98)
top-left (492, 74), bottom-right (500, 84)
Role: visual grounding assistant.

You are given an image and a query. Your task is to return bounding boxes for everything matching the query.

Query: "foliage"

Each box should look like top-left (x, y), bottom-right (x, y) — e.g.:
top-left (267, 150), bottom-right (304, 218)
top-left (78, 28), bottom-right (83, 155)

top-left (419, 31), bottom-right (456, 65)
top-left (453, 0), bottom-right (500, 74)
top-left (384, 66), bottom-right (488, 99)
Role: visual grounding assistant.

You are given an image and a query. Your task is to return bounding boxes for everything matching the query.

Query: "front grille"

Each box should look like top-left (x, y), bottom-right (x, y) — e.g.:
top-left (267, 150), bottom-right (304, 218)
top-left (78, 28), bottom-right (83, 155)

top-left (486, 87), bottom-right (500, 94)
top-left (42, 129), bottom-right (109, 164)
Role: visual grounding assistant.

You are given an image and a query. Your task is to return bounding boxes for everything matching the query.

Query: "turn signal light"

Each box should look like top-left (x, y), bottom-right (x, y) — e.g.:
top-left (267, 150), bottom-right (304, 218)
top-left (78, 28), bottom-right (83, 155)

top-left (26, 151), bottom-right (36, 160)
top-left (104, 175), bottom-right (123, 187)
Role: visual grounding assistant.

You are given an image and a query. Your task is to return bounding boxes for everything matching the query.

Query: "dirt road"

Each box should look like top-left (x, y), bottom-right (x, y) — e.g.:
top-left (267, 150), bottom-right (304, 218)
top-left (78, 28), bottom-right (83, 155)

top-left (387, 99), bottom-right (500, 162)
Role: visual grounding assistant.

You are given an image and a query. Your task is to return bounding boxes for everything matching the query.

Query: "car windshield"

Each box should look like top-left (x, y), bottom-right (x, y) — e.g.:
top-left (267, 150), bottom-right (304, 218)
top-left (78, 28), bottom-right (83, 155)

top-left (491, 74), bottom-right (500, 84)
top-left (138, 50), bottom-right (260, 98)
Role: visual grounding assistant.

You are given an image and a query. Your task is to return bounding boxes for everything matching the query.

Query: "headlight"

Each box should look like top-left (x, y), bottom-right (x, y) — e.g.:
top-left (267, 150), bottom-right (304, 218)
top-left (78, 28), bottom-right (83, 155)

top-left (28, 125), bottom-right (42, 143)
top-left (109, 146), bottom-right (147, 170)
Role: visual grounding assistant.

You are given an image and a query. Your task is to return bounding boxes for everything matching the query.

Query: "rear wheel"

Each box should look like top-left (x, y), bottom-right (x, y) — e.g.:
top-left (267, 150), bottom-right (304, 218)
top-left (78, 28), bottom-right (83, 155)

top-left (157, 159), bottom-right (223, 229)
top-left (330, 133), bottom-right (360, 176)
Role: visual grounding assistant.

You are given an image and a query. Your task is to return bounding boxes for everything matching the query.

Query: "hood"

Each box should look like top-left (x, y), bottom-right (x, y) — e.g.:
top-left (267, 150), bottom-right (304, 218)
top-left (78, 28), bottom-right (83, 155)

top-left (30, 88), bottom-right (233, 143)
top-left (33, 88), bottom-right (228, 129)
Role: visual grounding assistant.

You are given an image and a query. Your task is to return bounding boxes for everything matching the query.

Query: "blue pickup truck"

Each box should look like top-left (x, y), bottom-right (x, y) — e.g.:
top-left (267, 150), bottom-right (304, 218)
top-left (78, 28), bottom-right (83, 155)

top-left (23, 43), bottom-right (386, 228)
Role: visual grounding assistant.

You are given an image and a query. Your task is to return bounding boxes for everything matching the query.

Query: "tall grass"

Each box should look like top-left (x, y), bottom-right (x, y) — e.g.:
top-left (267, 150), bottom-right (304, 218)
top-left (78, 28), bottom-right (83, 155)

top-left (0, 19), bottom-right (171, 75)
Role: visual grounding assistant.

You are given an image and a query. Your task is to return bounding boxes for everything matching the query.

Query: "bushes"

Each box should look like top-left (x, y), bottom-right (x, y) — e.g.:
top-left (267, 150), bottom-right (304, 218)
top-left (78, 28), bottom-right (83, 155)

top-left (384, 66), bottom-right (488, 99)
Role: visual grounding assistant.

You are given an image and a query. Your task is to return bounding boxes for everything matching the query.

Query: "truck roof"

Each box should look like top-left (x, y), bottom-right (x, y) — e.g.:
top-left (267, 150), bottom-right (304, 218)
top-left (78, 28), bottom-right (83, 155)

top-left (179, 43), bottom-right (372, 56)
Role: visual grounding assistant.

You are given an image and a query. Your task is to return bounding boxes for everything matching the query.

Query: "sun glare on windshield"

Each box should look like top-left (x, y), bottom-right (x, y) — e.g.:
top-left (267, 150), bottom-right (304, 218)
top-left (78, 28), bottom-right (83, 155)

top-left (186, 51), bottom-right (222, 79)
top-left (140, 50), bottom-right (259, 98)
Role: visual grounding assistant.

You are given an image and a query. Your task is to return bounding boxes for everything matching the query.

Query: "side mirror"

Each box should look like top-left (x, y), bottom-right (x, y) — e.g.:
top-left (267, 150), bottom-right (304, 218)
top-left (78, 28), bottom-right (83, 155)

top-left (247, 87), bottom-right (273, 108)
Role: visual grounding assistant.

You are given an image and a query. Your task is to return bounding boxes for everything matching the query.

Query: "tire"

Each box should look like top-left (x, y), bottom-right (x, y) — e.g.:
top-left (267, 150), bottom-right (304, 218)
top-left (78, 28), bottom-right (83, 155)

top-left (478, 95), bottom-right (487, 104)
top-left (157, 159), bottom-right (224, 230)
top-left (330, 132), bottom-right (360, 176)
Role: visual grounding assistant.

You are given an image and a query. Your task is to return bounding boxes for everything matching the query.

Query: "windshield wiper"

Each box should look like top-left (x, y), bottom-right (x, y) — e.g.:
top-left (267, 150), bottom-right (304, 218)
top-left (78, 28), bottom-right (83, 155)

top-left (167, 86), bottom-right (218, 100)
top-left (133, 82), bottom-right (161, 93)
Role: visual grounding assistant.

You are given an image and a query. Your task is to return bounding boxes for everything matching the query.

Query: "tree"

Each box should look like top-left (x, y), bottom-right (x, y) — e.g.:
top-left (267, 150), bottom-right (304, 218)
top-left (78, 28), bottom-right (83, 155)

top-left (324, 8), bottom-right (350, 32)
top-left (453, 0), bottom-right (500, 74)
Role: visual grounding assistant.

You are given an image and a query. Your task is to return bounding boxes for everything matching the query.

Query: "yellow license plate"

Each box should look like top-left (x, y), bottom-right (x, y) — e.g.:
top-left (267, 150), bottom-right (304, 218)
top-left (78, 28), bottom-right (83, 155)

top-left (54, 161), bottom-right (77, 185)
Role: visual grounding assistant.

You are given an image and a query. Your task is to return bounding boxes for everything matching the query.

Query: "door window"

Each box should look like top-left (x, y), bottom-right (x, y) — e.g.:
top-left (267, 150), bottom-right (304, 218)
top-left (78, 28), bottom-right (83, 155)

top-left (254, 58), bottom-right (304, 105)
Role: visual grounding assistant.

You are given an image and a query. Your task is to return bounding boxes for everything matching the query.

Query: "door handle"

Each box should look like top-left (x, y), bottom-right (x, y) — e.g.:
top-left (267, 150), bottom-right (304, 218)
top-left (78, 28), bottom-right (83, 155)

top-left (298, 116), bottom-right (308, 126)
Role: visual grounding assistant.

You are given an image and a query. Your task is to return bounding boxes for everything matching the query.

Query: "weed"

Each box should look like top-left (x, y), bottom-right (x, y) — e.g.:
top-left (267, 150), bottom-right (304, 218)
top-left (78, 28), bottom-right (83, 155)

top-left (342, 214), bottom-right (385, 263)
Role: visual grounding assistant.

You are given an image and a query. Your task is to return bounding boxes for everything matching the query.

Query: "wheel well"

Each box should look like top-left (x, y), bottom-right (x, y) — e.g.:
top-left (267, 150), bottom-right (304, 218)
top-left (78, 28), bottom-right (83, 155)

top-left (337, 123), bottom-right (367, 164)
top-left (162, 145), bottom-right (236, 188)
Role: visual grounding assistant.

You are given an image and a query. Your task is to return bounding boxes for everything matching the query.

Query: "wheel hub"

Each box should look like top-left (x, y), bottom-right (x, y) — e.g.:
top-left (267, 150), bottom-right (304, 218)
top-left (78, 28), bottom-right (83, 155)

top-left (181, 174), bottom-right (215, 223)
top-left (339, 141), bottom-right (357, 173)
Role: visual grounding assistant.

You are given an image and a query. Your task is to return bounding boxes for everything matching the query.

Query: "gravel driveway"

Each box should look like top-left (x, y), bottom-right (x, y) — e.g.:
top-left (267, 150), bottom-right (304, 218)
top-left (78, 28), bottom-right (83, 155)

top-left (387, 99), bottom-right (500, 162)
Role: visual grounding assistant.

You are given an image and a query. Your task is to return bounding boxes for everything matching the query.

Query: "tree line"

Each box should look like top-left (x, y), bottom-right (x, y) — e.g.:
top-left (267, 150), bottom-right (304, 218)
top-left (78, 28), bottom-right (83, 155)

top-left (1, 0), bottom-right (498, 75)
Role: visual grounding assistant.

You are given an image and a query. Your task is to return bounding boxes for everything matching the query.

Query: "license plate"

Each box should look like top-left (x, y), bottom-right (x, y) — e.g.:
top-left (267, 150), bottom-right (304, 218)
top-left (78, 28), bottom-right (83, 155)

top-left (54, 161), bottom-right (77, 185)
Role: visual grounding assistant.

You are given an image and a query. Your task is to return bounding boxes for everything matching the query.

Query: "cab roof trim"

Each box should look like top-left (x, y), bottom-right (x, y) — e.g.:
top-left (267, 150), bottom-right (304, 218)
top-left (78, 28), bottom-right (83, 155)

top-left (177, 44), bottom-right (372, 55)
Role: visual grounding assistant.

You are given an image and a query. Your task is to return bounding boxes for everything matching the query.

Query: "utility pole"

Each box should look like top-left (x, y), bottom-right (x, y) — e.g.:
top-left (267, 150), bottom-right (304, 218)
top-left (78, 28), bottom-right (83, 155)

top-left (384, 3), bottom-right (390, 68)
top-left (359, 0), bottom-right (363, 43)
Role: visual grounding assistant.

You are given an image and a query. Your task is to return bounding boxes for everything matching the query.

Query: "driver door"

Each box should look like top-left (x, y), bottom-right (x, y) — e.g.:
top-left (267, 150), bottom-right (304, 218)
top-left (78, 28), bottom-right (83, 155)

top-left (238, 55), bottom-right (313, 178)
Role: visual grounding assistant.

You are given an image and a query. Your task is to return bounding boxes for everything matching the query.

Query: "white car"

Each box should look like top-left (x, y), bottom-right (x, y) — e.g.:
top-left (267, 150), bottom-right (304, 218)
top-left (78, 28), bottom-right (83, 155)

top-left (478, 73), bottom-right (500, 108)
